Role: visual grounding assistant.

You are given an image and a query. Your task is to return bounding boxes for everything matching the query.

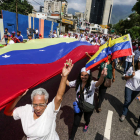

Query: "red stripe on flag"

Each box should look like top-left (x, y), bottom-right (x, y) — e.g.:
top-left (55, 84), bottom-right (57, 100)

top-left (111, 48), bottom-right (132, 60)
top-left (0, 45), bottom-right (99, 110)
top-left (86, 56), bottom-right (108, 71)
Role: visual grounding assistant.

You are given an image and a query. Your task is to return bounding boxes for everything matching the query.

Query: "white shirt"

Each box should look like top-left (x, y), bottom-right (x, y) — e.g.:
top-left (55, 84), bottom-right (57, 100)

top-left (13, 99), bottom-right (60, 140)
top-left (81, 37), bottom-right (85, 41)
top-left (92, 42), bottom-right (97, 45)
top-left (59, 35), bottom-right (63, 38)
top-left (54, 34), bottom-right (57, 38)
top-left (8, 40), bottom-right (14, 45)
top-left (125, 52), bottom-right (135, 62)
top-left (134, 50), bottom-right (140, 60)
top-left (69, 80), bottom-right (98, 104)
top-left (101, 40), bottom-right (106, 45)
top-left (89, 37), bottom-right (93, 42)
top-left (35, 30), bottom-right (38, 34)
top-left (125, 67), bottom-right (140, 91)
top-left (27, 30), bottom-right (29, 35)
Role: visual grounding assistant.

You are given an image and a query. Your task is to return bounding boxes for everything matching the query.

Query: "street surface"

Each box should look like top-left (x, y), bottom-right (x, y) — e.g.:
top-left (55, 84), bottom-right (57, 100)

top-left (0, 60), bottom-right (140, 140)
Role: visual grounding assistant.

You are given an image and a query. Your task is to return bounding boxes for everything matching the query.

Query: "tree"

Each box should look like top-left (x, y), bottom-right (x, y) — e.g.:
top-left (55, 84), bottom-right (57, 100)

top-left (0, 0), bottom-right (33, 15)
top-left (132, 0), bottom-right (140, 14)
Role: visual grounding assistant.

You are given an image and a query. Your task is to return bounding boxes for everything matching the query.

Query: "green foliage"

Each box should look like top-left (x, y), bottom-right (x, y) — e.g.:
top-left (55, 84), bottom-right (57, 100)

top-left (113, 12), bottom-right (140, 40)
top-left (0, 0), bottom-right (33, 15)
top-left (113, 0), bottom-right (140, 39)
top-left (132, 0), bottom-right (140, 14)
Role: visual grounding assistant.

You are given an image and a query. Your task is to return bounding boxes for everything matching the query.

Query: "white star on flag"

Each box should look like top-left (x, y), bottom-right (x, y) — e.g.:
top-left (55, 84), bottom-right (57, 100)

top-left (39, 50), bottom-right (45, 51)
top-left (2, 55), bottom-right (10, 58)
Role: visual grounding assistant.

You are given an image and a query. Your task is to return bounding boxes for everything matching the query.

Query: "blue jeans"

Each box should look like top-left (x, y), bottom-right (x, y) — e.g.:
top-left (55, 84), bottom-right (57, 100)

top-left (122, 87), bottom-right (139, 116)
top-left (35, 34), bottom-right (38, 39)
top-left (124, 61), bottom-right (132, 74)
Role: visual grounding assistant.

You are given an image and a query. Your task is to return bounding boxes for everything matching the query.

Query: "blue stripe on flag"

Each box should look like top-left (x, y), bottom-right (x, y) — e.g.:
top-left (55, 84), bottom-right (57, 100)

top-left (0, 41), bottom-right (91, 65)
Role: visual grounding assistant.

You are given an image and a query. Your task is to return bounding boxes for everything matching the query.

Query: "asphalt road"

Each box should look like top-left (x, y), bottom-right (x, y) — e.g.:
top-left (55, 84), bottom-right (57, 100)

top-left (0, 62), bottom-right (140, 140)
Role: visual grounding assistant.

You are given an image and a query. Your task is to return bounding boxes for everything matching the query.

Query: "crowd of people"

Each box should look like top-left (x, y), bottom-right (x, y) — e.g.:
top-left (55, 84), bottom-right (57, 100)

top-left (0, 28), bottom-right (23, 45)
top-left (1, 27), bottom-right (140, 139)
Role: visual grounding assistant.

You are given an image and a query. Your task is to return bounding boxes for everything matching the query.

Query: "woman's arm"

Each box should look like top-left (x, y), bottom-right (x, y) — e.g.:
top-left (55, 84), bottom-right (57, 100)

top-left (66, 80), bottom-right (69, 86)
top-left (124, 72), bottom-right (135, 80)
top-left (85, 52), bottom-right (92, 59)
top-left (112, 61), bottom-right (115, 82)
top-left (54, 59), bottom-right (73, 110)
top-left (4, 90), bottom-right (28, 116)
top-left (95, 68), bottom-right (107, 87)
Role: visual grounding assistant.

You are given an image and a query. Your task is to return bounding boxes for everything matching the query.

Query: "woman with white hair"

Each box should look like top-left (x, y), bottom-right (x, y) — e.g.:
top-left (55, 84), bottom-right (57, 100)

top-left (66, 67), bottom-right (107, 140)
top-left (4, 59), bottom-right (73, 140)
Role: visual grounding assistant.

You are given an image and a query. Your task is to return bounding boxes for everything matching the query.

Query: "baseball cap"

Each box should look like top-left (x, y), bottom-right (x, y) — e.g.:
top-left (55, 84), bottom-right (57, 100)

top-left (12, 31), bottom-right (15, 34)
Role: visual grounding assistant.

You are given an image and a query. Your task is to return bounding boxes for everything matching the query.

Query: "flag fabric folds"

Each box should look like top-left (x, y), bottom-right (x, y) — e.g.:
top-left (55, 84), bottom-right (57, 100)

top-left (0, 38), bottom-right (99, 110)
top-left (86, 34), bottom-right (132, 71)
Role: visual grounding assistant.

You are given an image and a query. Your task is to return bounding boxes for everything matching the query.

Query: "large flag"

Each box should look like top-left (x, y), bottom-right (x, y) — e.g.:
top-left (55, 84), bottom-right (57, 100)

top-left (86, 38), bottom-right (112, 71)
top-left (0, 38), bottom-right (99, 110)
top-left (110, 34), bottom-right (132, 60)
top-left (86, 34), bottom-right (132, 70)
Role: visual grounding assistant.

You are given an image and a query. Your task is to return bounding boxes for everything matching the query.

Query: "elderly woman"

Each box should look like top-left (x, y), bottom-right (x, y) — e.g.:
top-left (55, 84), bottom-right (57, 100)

top-left (4, 59), bottom-right (73, 140)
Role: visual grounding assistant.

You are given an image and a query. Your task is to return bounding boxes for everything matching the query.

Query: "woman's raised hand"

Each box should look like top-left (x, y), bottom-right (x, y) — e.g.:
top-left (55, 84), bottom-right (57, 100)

top-left (62, 59), bottom-right (74, 77)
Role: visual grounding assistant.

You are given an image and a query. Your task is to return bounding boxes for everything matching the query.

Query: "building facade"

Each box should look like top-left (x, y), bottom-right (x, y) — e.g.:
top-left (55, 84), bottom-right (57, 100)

top-left (102, 0), bottom-right (113, 25)
top-left (85, 0), bottom-right (113, 25)
top-left (44, 0), bottom-right (68, 16)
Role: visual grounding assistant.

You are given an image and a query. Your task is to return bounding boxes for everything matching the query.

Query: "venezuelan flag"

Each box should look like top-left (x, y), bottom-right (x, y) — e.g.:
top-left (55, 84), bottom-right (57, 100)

top-left (86, 38), bottom-right (112, 71)
top-left (86, 34), bottom-right (132, 70)
top-left (0, 38), bottom-right (99, 110)
top-left (110, 34), bottom-right (132, 60)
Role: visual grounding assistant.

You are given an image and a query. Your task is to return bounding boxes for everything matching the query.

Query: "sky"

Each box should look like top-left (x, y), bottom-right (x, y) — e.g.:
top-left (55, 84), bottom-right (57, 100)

top-left (29, 0), bottom-right (137, 12)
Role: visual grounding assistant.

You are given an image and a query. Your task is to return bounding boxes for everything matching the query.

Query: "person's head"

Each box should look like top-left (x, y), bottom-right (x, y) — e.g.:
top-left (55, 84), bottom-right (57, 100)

top-left (19, 31), bottom-right (21, 35)
top-left (31, 88), bottom-right (49, 117)
top-left (28, 35), bottom-right (32, 40)
top-left (75, 67), bottom-right (92, 91)
top-left (39, 34), bottom-right (42, 39)
top-left (8, 35), bottom-right (11, 40)
top-left (17, 31), bottom-right (20, 36)
top-left (93, 39), bottom-right (96, 42)
top-left (5, 28), bottom-right (8, 32)
top-left (108, 51), bottom-right (112, 60)
top-left (12, 31), bottom-right (15, 37)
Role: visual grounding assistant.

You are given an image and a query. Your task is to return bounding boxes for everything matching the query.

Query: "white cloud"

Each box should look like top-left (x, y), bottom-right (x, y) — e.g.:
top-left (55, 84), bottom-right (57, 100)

top-left (29, 0), bottom-right (137, 12)
top-left (68, 3), bottom-right (86, 12)
top-left (113, 0), bottom-right (137, 5)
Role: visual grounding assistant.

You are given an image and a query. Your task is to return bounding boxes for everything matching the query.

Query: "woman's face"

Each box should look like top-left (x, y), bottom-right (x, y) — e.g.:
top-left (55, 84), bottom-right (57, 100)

top-left (32, 95), bottom-right (47, 117)
top-left (81, 72), bottom-right (89, 82)
top-left (108, 55), bottom-right (112, 60)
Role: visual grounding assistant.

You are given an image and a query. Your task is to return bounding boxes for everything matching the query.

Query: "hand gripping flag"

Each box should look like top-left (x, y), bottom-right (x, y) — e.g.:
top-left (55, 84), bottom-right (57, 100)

top-left (86, 34), bottom-right (132, 70)
top-left (0, 38), bottom-right (99, 110)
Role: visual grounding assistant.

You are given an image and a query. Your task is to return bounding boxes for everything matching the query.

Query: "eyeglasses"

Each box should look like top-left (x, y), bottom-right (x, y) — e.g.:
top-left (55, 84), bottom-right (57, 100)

top-left (32, 103), bottom-right (46, 108)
